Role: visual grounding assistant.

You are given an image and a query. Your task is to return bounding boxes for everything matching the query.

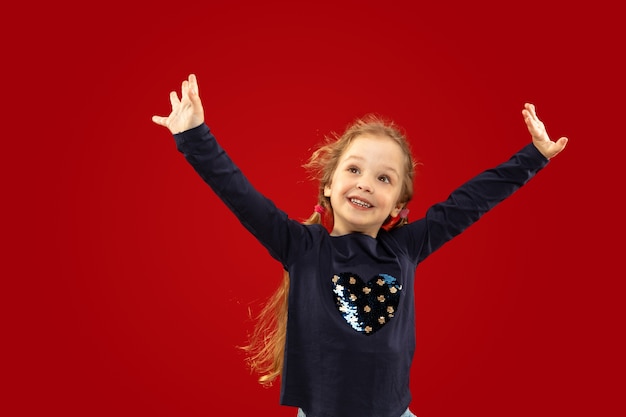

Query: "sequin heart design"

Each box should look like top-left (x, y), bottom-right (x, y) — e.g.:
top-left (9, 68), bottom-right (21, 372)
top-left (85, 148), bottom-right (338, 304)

top-left (331, 272), bottom-right (402, 335)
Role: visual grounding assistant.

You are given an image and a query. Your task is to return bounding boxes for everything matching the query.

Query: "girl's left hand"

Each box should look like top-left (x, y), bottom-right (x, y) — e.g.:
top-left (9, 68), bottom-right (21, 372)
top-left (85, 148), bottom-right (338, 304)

top-left (522, 103), bottom-right (568, 159)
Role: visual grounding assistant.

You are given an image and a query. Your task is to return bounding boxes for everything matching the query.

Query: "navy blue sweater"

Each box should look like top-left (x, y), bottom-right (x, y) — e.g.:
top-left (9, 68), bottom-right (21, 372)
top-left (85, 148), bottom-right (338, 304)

top-left (174, 124), bottom-right (548, 417)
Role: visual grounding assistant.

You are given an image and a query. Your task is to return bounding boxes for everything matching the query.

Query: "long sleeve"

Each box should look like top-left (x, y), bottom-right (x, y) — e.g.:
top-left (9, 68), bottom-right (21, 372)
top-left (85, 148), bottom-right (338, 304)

top-left (392, 143), bottom-right (550, 264)
top-left (174, 123), bottom-right (312, 265)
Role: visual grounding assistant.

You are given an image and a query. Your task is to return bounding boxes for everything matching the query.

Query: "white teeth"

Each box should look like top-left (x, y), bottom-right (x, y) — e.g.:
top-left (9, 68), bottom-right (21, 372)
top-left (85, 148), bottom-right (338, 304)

top-left (350, 198), bottom-right (371, 208)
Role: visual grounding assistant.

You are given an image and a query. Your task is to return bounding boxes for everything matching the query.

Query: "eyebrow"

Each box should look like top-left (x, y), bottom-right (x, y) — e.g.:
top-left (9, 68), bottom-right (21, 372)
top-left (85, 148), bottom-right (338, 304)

top-left (342, 155), bottom-right (400, 176)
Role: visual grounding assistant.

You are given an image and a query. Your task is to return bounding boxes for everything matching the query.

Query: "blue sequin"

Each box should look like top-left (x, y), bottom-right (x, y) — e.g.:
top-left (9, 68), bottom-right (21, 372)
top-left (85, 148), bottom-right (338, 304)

top-left (331, 273), bottom-right (402, 335)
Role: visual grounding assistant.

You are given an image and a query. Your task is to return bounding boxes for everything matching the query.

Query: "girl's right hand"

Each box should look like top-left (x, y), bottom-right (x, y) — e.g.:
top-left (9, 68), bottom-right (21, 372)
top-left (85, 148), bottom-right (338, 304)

top-left (152, 74), bottom-right (205, 134)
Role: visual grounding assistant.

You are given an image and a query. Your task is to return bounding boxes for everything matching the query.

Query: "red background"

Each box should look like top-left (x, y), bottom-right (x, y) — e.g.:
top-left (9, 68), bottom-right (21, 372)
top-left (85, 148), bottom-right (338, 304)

top-left (3, 0), bottom-right (624, 416)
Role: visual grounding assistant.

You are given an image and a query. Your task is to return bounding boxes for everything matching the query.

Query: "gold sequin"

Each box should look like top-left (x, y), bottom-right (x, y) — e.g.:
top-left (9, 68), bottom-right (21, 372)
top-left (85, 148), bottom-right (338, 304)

top-left (377, 295), bottom-right (385, 302)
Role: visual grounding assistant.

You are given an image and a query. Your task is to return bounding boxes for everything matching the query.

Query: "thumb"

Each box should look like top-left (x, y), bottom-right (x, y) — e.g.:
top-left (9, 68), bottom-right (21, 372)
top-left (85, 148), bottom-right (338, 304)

top-left (151, 115), bottom-right (168, 127)
top-left (550, 136), bottom-right (568, 159)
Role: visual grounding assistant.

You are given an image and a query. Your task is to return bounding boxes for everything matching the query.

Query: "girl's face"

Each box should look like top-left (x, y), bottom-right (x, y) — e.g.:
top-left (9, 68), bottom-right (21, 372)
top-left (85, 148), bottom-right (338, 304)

top-left (324, 134), bottom-right (405, 237)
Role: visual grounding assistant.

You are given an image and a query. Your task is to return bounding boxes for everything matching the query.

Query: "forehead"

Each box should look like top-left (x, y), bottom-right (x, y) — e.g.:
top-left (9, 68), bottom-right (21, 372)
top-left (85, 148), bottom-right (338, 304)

top-left (340, 134), bottom-right (406, 168)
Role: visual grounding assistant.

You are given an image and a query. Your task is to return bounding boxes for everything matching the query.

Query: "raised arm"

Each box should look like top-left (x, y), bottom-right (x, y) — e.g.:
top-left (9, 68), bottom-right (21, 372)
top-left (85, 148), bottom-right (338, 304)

top-left (151, 74), bottom-right (313, 266)
top-left (152, 74), bottom-right (205, 134)
top-left (398, 103), bottom-right (568, 263)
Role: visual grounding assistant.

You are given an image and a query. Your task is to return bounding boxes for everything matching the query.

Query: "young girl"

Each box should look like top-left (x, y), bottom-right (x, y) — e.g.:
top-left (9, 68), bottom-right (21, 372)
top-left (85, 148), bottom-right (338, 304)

top-left (152, 74), bottom-right (567, 417)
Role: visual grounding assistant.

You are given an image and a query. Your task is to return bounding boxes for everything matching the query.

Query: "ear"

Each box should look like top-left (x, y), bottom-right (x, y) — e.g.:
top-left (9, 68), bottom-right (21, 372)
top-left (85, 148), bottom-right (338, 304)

top-left (390, 203), bottom-right (404, 218)
top-left (324, 185), bottom-right (331, 198)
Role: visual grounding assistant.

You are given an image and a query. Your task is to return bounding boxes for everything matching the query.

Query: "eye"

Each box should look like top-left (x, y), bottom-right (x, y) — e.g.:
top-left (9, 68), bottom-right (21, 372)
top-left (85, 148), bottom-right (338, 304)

top-left (378, 175), bottom-right (391, 184)
top-left (347, 166), bottom-right (360, 174)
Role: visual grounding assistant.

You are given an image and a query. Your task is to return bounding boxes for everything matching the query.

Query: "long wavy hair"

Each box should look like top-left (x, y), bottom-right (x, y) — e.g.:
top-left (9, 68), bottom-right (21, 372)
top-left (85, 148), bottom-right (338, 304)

top-left (240, 114), bottom-right (417, 386)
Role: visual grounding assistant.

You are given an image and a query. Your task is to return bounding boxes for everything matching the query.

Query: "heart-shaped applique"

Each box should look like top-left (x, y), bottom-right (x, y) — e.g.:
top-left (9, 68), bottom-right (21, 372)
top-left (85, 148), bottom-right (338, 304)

top-left (331, 272), bottom-right (402, 335)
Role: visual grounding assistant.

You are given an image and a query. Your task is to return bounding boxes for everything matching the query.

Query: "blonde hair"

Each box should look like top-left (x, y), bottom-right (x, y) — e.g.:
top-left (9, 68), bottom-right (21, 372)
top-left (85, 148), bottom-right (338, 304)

top-left (240, 114), bottom-right (416, 386)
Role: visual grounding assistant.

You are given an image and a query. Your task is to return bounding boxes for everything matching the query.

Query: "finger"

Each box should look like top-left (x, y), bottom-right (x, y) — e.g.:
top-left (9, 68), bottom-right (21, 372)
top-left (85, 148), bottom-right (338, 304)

top-left (169, 91), bottom-right (180, 108)
top-left (151, 115), bottom-right (168, 126)
top-left (522, 110), bottom-right (538, 131)
top-left (523, 105), bottom-right (544, 131)
top-left (188, 87), bottom-right (202, 107)
top-left (182, 80), bottom-right (189, 99)
top-left (525, 103), bottom-right (539, 121)
top-left (189, 73), bottom-right (199, 96)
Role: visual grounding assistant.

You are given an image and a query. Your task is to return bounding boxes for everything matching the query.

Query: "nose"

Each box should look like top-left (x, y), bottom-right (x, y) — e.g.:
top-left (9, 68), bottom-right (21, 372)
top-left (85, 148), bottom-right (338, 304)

top-left (356, 178), bottom-right (374, 193)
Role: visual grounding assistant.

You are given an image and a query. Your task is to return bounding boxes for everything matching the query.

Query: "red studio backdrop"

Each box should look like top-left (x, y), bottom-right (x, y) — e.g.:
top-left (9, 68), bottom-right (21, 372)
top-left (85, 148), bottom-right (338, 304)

top-left (3, 1), bottom-right (625, 416)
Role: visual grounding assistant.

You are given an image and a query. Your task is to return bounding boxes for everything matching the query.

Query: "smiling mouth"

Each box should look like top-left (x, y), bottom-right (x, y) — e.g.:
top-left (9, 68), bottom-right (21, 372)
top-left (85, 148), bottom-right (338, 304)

top-left (350, 198), bottom-right (372, 208)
